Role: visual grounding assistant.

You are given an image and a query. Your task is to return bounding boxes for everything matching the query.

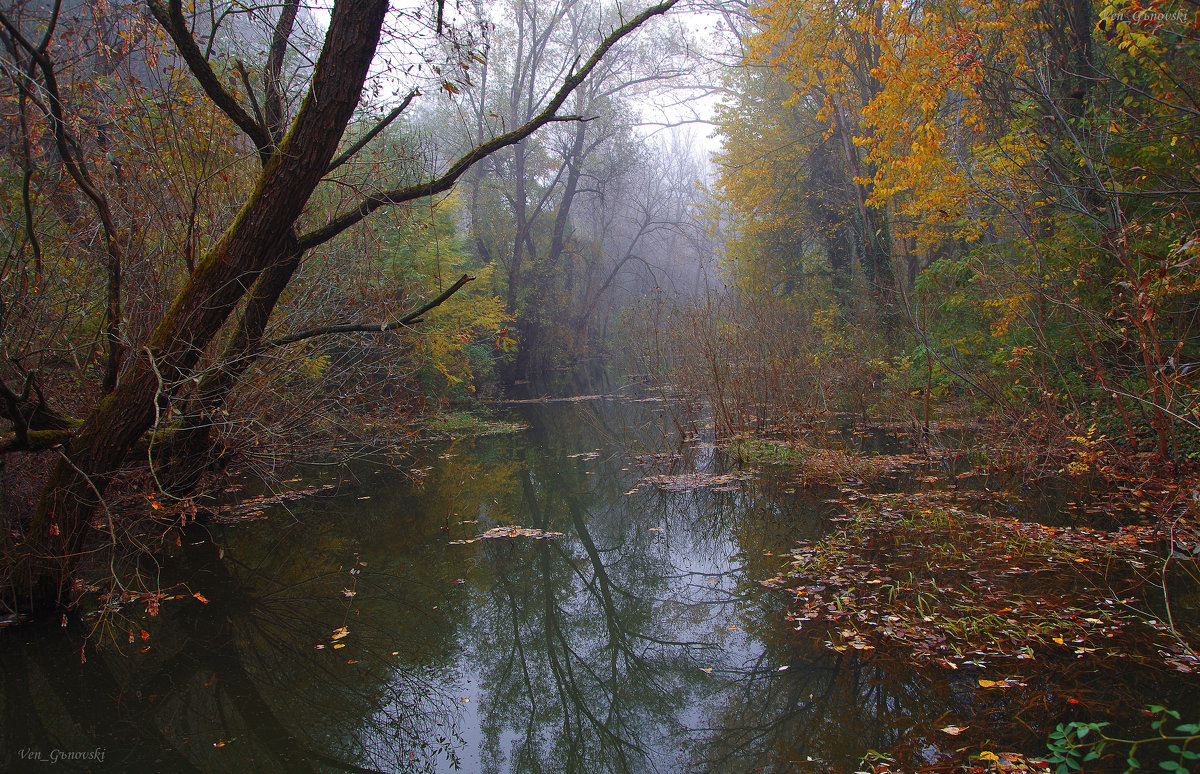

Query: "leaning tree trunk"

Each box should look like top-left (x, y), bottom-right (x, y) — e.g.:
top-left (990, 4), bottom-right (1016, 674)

top-left (155, 246), bottom-right (303, 495)
top-left (13, 0), bottom-right (389, 613)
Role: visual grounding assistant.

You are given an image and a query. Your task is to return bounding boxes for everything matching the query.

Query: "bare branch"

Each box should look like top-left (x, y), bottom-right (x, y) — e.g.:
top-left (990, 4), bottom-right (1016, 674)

top-left (262, 273), bottom-right (475, 350)
top-left (264, 0), bottom-right (300, 141)
top-left (146, 0), bottom-right (274, 153)
top-left (326, 89), bottom-right (421, 173)
top-left (298, 0), bottom-right (678, 251)
top-left (0, 8), bottom-right (126, 392)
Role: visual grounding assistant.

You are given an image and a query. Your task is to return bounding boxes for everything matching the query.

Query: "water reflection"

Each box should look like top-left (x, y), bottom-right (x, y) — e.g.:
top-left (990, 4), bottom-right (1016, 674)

top-left (4, 393), bottom-right (1194, 773)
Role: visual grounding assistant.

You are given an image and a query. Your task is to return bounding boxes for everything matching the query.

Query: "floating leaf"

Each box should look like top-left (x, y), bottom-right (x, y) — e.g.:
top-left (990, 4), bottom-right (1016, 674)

top-left (449, 525), bottom-right (565, 545)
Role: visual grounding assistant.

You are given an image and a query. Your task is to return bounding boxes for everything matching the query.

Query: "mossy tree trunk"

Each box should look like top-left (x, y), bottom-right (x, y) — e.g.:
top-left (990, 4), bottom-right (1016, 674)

top-left (14, 0), bottom-right (389, 612)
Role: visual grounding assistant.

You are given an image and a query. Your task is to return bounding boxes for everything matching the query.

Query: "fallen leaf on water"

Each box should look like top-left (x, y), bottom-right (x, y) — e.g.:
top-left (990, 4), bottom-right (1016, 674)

top-left (701, 668), bottom-right (714, 673)
top-left (333, 643), bottom-right (346, 650)
top-left (449, 526), bottom-right (565, 545)
top-left (1052, 636), bottom-right (1065, 645)
top-left (331, 626), bottom-right (349, 641)
top-left (978, 679), bottom-right (998, 688)
top-left (940, 725), bottom-right (968, 735)
top-left (192, 592), bottom-right (209, 604)
top-left (342, 589), bottom-right (356, 598)
top-left (978, 751), bottom-right (999, 761)
top-left (648, 527), bottom-right (663, 532)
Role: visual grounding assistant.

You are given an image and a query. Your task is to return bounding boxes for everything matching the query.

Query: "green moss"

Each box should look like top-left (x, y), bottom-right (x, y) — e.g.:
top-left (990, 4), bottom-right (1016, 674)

top-left (425, 411), bottom-right (527, 439)
top-left (731, 437), bottom-right (811, 465)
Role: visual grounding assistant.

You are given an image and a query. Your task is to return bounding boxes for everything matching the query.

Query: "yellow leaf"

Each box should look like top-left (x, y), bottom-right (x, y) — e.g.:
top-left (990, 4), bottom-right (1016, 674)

top-left (978, 679), bottom-right (997, 688)
top-left (979, 751), bottom-right (1000, 761)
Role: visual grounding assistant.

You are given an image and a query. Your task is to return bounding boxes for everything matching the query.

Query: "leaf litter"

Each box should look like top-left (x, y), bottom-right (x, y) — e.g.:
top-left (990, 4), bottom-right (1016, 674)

top-left (761, 490), bottom-right (1199, 674)
top-left (448, 525), bottom-right (564, 545)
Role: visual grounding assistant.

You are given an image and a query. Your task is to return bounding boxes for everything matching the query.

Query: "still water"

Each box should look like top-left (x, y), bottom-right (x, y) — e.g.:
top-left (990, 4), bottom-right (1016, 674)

top-left (1, 386), bottom-right (1196, 772)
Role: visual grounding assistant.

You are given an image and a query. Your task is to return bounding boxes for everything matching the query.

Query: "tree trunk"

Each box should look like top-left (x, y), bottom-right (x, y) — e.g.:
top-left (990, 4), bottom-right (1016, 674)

top-left (14, 0), bottom-right (388, 613)
top-left (156, 244), bottom-right (303, 495)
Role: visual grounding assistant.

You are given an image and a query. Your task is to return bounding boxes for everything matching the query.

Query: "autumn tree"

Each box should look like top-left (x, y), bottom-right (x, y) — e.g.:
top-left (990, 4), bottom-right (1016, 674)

top-left (713, 0), bottom-right (1200, 452)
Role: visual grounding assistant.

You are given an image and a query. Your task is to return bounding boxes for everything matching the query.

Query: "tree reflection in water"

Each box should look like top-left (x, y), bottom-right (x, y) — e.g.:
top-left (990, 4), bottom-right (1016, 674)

top-left (13, 394), bottom-right (1172, 773)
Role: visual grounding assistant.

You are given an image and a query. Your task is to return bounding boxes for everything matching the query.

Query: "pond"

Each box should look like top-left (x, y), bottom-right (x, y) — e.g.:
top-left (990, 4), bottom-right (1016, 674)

top-left (2, 379), bottom-right (1198, 772)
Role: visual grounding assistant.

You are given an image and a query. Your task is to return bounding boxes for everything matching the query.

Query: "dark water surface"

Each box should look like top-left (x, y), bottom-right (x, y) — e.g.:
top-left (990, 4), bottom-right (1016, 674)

top-left (2, 384), bottom-right (1197, 772)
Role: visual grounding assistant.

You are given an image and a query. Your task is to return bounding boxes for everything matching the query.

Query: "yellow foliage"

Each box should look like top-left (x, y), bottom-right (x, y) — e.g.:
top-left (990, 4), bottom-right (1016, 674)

top-left (416, 262), bottom-right (512, 389)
